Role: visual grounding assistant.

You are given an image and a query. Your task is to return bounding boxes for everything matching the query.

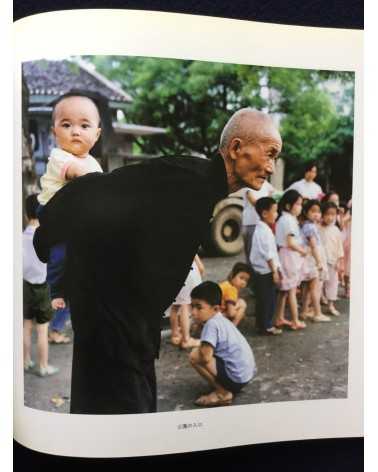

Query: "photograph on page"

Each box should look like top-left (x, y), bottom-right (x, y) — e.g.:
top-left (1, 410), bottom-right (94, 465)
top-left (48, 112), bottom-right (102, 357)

top-left (21, 54), bottom-right (355, 415)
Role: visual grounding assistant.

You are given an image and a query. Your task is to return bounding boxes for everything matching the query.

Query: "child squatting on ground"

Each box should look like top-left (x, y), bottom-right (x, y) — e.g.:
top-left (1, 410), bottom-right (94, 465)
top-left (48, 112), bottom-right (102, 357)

top-left (23, 195), bottom-right (59, 377)
top-left (249, 197), bottom-right (283, 335)
top-left (37, 93), bottom-right (103, 343)
top-left (218, 262), bottom-right (251, 327)
top-left (189, 281), bottom-right (257, 407)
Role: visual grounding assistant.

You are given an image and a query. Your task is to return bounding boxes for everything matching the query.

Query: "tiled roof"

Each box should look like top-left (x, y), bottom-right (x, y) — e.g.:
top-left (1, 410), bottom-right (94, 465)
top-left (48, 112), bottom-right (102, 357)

top-left (23, 58), bottom-right (132, 103)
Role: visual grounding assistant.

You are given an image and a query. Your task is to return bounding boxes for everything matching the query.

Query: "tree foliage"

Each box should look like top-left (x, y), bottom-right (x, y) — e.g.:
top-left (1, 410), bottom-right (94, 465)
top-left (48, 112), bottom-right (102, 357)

top-left (86, 56), bottom-right (354, 194)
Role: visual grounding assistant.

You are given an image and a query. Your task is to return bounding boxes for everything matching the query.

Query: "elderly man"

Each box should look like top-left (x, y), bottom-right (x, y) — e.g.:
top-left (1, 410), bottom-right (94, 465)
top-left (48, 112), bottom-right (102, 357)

top-left (34, 107), bottom-right (282, 414)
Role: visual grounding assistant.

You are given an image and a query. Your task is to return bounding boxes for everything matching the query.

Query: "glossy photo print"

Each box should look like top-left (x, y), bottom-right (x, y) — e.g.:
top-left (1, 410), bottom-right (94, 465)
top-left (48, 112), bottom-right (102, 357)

top-left (21, 55), bottom-right (355, 415)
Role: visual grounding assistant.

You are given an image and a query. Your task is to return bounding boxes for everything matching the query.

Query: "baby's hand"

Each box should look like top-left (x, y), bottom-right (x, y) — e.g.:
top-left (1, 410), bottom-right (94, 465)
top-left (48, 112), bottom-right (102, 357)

top-left (51, 298), bottom-right (66, 310)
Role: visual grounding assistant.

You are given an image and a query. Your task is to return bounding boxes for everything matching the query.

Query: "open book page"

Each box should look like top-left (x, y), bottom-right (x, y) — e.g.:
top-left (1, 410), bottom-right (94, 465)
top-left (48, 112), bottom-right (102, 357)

top-left (14, 9), bottom-right (363, 458)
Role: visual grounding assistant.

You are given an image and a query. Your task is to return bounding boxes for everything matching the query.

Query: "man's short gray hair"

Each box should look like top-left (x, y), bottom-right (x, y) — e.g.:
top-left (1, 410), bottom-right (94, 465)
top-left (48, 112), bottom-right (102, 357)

top-left (219, 108), bottom-right (275, 152)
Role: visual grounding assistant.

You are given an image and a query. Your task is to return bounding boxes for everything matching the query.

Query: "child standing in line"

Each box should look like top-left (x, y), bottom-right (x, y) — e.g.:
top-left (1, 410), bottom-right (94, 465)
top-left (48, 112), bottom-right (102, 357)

top-left (322, 191), bottom-right (340, 208)
top-left (23, 195), bottom-right (59, 377)
top-left (274, 190), bottom-right (307, 330)
top-left (218, 262), bottom-right (251, 327)
top-left (299, 200), bottom-right (331, 322)
top-left (319, 202), bottom-right (345, 316)
top-left (339, 202), bottom-right (352, 298)
top-left (169, 255), bottom-right (204, 349)
top-left (37, 93), bottom-right (103, 312)
top-left (189, 281), bottom-right (256, 407)
top-left (250, 197), bottom-right (282, 335)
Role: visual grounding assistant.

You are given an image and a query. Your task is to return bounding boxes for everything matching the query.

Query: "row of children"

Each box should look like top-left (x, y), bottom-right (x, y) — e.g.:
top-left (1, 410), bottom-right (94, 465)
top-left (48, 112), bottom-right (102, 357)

top-left (248, 189), bottom-right (351, 335)
top-left (177, 189), bottom-right (352, 407)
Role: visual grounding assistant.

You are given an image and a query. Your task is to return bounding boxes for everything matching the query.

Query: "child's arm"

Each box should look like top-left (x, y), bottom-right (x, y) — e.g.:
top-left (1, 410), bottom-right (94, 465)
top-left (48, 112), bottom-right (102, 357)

top-left (267, 259), bottom-right (281, 285)
top-left (308, 236), bottom-right (323, 271)
top-left (65, 161), bottom-right (88, 180)
top-left (287, 235), bottom-right (307, 256)
top-left (198, 342), bottom-right (215, 367)
top-left (194, 254), bottom-right (205, 276)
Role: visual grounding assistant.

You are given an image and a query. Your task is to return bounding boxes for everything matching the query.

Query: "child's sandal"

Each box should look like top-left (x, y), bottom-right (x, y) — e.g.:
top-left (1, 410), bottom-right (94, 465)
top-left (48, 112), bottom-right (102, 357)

top-left (290, 321), bottom-right (306, 330)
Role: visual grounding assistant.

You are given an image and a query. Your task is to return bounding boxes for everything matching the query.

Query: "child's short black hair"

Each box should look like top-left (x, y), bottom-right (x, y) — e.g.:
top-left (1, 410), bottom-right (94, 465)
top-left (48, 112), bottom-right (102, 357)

top-left (227, 262), bottom-right (252, 282)
top-left (278, 189), bottom-right (302, 214)
top-left (302, 199), bottom-right (321, 216)
top-left (255, 197), bottom-right (277, 219)
top-left (322, 191), bottom-right (339, 203)
top-left (191, 281), bottom-right (222, 306)
top-left (25, 194), bottom-right (39, 220)
top-left (321, 201), bottom-right (338, 215)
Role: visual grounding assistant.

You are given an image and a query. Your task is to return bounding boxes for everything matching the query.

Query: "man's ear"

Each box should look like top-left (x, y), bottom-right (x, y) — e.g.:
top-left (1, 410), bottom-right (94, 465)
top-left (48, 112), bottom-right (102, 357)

top-left (96, 128), bottom-right (102, 141)
top-left (229, 138), bottom-right (242, 161)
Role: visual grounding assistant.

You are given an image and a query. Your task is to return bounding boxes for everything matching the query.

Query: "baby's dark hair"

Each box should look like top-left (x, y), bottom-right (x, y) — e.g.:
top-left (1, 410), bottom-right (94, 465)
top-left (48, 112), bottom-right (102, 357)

top-left (255, 197), bottom-right (277, 219)
top-left (302, 199), bottom-right (321, 217)
top-left (321, 201), bottom-right (338, 215)
top-left (191, 281), bottom-right (222, 306)
top-left (51, 91), bottom-right (101, 126)
top-left (25, 194), bottom-right (39, 220)
top-left (278, 189), bottom-right (302, 215)
top-left (227, 262), bottom-right (252, 282)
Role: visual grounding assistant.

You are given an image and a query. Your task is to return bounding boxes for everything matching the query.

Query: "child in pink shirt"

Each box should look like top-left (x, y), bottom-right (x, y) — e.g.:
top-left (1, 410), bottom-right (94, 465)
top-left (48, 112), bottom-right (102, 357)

top-left (275, 190), bottom-right (307, 330)
top-left (319, 202), bottom-right (344, 316)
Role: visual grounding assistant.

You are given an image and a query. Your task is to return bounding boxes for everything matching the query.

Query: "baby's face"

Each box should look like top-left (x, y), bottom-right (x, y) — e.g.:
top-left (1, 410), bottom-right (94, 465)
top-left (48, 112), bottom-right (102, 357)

top-left (52, 96), bottom-right (101, 157)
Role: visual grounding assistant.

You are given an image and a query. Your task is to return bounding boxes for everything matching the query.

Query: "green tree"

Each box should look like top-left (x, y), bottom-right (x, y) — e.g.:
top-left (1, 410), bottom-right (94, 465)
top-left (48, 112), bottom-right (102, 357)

top-left (86, 56), bottom-right (354, 195)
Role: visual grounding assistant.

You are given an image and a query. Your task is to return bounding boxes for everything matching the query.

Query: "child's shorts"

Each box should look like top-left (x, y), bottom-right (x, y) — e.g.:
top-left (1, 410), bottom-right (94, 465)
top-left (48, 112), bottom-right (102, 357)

top-left (215, 356), bottom-right (249, 394)
top-left (23, 280), bottom-right (53, 324)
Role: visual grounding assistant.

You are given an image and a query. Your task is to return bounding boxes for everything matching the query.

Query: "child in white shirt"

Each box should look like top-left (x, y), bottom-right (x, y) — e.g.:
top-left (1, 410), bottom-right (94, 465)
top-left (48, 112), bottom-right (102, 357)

top-left (250, 197), bottom-right (282, 335)
top-left (37, 94), bottom-right (103, 310)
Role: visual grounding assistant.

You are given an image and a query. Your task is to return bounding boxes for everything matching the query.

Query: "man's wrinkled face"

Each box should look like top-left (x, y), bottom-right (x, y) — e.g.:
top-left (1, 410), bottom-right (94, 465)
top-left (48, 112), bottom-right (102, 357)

top-left (229, 129), bottom-right (282, 191)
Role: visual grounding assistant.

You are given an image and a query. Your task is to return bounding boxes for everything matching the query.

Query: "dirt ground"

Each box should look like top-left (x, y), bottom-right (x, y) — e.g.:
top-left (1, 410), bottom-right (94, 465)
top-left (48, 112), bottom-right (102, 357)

top-left (23, 254), bottom-right (349, 414)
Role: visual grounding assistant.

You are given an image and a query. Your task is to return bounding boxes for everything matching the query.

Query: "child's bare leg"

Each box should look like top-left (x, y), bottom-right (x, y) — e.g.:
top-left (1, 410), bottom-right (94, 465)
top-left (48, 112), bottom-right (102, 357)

top-left (274, 291), bottom-right (288, 324)
top-left (319, 281), bottom-right (328, 305)
top-left (288, 287), bottom-right (304, 327)
top-left (23, 319), bottom-right (33, 366)
top-left (179, 304), bottom-right (191, 343)
top-left (169, 305), bottom-right (182, 345)
top-left (36, 322), bottom-right (49, 369)
top-left (233, 299), bottom-right (247, 326)
top-left (189, 348), bottom-right (217, 388)
top-left (309, 278), bottom-right (322, 317)
top-left (299, 283), bottom-right (310, 319)
top-left (189, 349), bottom-right (232, 400)
top-left (180, 305), bottom-right (200, 348)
